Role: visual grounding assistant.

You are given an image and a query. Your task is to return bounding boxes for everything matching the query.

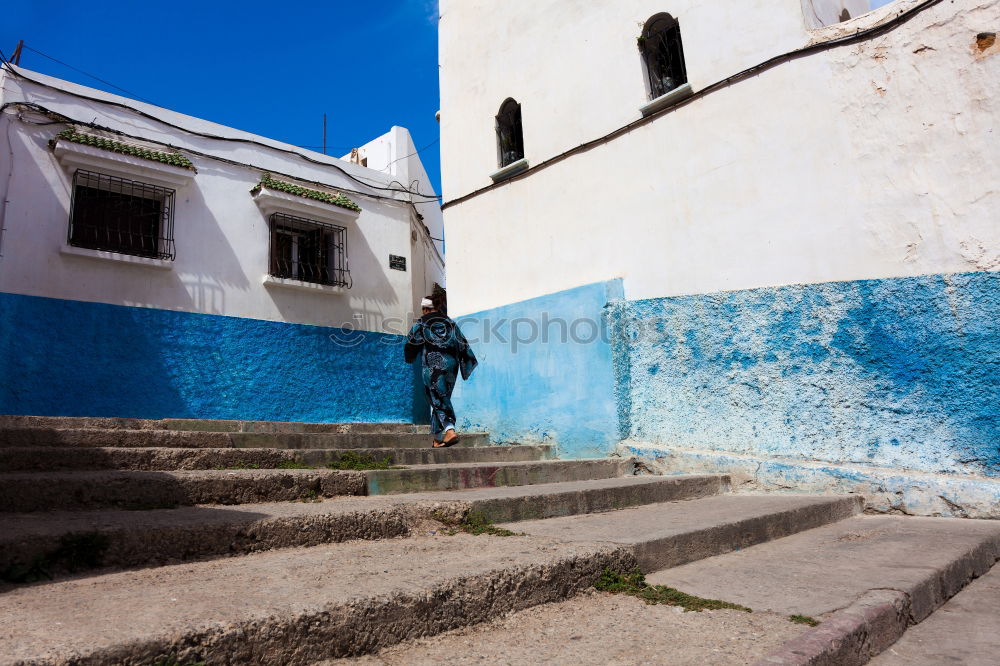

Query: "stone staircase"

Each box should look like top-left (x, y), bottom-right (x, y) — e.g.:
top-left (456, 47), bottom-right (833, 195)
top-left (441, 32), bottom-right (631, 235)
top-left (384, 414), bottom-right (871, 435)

top-left (0, 416), bottom-right (997, 665)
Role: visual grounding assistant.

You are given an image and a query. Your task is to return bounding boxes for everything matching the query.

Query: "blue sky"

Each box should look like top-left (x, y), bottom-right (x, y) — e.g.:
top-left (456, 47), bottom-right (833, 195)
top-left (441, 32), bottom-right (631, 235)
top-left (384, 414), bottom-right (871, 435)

top-left (1, 1), bottom-right (443, 193)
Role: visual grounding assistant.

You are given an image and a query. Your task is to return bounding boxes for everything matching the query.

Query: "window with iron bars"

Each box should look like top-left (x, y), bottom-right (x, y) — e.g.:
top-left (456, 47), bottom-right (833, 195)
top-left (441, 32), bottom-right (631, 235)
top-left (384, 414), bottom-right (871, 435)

top-left (639, 14), bottom-right (688, 100)
top-left (68, 170), bottom-right (176, 260)
top-left (495, 98), bottom-right (524, 168)
top-left (268, 212), bottom-right (351, 288)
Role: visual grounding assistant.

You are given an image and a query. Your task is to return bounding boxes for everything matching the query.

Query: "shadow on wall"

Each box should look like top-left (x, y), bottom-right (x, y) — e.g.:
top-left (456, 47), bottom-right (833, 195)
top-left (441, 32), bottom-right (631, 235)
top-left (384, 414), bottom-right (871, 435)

top-left (624, 271), bottom-right (999, 478)
top-left (802, 0), bottom-right (875, 27)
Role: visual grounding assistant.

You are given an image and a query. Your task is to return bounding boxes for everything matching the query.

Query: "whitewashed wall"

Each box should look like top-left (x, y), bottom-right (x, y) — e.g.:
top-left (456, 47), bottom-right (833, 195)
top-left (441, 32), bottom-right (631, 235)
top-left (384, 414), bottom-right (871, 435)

top-left (0, 69), bottom-right (443, 334)
top-left (439, 0), bottom-right (999, 315)
top-left (351, 126), bottom-right (447, 310)
top-left (802, 0), bottom-right (872, 27)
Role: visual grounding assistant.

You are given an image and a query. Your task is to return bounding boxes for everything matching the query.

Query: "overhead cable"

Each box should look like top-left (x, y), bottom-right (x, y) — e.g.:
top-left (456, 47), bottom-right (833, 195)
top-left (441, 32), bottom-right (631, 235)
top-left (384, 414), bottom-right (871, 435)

top-left (1, 62), bottom-right (441, 199)
top-left (441, 0), bottom-right (946, 209)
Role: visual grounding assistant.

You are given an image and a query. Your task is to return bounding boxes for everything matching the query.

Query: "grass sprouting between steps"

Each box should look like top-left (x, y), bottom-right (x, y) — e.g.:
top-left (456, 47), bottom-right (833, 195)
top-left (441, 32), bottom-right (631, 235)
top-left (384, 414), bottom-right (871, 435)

top-left (323, 451), bottom-right (397, 470)
top-left (216, 452), bottom-right (400, 472)
top-left (595, 568), bottom-right (753, 613)
top-left (431, 510), bottom-right (522, 537)
top-left (789, 614), bottom-right (821, 626)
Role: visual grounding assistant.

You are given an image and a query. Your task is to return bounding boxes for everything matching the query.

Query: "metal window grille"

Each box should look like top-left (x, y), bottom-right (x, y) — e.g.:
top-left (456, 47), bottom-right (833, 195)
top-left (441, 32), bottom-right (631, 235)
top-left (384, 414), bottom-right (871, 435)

top-left (268, 212), bottom-right (351, 288)
top-left (68, 170), bottom-right (176, 260)
top-left (640, 15), bottom-right (688, 100)
top-left (495, 99), bottom-right (524, 168)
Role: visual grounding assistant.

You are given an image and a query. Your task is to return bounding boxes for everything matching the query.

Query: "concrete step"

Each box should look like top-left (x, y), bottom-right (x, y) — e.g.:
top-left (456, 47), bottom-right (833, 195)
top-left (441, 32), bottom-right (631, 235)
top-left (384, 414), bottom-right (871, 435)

top-left (0, 469), bottom-right (367, 512)
top-left (0, 427), bottom-right (490, 449)
top-left (311, 588), bottom-right (806, 666)
top-left (0, 444), bottom-right (554, 472)
top-left (0, 415), bottom-right (431, 434)
top-left (365, 458), bottom-right (633, 495)
top-left (646, 514), bottom-right (1000, 666)
top-left (502, 493), bottom-right (864, 572)
top-left (0, 459), bottom-right (633, 512)
top-left (0, 534), bottom-right (636, 665)
top-left (0, 475), bottom-right (728, 579)
top-left (870, 562), bottom-right (1000, 666)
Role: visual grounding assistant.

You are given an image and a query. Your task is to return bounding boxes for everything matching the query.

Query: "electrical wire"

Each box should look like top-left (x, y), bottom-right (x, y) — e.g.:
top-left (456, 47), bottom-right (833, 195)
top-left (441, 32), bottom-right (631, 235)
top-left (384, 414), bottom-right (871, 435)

top-left (0, 46), bottom-right (448, 251)
top-left (442, 0), bottom-right (946, 209)
top-left (0, 103), bottom-right (14, 259)
top-left (1, 62), bottom-right (441, 199)
top-left (0, 102), bottom-right (443, 209)
top-left (11, 45), bottom-right (375, 166)
top-left (1, 100), bottom-right (447, 261)
top-left (21, 45), bottom-right (158, 105)
top-left (380, 137), bottom-right (440, 173)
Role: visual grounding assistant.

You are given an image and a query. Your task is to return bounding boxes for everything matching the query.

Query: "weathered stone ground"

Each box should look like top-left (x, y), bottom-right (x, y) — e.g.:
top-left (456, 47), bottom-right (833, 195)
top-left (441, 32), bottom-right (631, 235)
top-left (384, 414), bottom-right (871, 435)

top-left (321, 589), bottom-right (806, 666)
top-left (870, 564), bottom-right (1000, 666)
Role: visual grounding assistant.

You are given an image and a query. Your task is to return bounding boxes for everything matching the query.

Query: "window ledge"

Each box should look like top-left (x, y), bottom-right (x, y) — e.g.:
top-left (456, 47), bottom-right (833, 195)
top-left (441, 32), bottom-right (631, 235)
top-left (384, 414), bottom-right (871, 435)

top-left (639, 82), bottom-right (694, 117)
top-left (60, 244), bottom-right (174, 269)
top-left (54, 141), bottom-right (195, 188)
top-left (262, 274), bottom-right (348, 294)
top-left (253, 187), bottom-right (361, 225)
top-left (489, 158), bottom-right (529, 183)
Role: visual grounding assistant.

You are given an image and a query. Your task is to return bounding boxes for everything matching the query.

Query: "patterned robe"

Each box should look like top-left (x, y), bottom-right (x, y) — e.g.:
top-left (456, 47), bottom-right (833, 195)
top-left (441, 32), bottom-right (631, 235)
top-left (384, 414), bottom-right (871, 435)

top-left (404, 312), bottom-right (477, 439)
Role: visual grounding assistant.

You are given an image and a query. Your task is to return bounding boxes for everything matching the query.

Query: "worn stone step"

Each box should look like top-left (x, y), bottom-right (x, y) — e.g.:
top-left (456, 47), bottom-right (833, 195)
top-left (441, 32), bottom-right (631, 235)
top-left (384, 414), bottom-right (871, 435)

top-left (870, 561), bottom-right (1000, 666)
top-left (161, 419), bottom-right (432, 434)
top-left (0, 469), bottom-right (367, 512)
top-left (0, 415), bottom-right (430, 434)
top-left (0, 444), bottom-right (553, 472)
top-left (503, 493), bottom-right (864, 572)
top-left (0, 475), bottom-right (728, 579)
top-left (365, 458), bottom-right (633, 495)
top-left (0, 459), bottom-right (633, 512)
top-left (646, 514), bottom-right (1000, 666)
top-left (0, 427), bottom-right (490, 449)
top-left (0, 534), bottom-right (635, 665)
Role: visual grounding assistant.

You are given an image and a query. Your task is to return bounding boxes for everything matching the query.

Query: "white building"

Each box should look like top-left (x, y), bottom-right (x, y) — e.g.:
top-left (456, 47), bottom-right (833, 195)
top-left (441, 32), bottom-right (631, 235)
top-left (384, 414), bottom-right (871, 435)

top-left (0, 66), bottom-right (443, 423)
top-left (439, 0), bottom-right (1000, 516)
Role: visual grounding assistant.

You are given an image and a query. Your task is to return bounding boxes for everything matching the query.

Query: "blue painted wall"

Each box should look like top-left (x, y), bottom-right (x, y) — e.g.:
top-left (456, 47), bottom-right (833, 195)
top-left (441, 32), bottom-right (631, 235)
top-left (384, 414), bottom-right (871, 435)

top-left (0, 292), bottom-right (419, 422)
top-left (623, 271), bottom-right (1000, 478)
top-left (453, 280), bottom-right (624, 458)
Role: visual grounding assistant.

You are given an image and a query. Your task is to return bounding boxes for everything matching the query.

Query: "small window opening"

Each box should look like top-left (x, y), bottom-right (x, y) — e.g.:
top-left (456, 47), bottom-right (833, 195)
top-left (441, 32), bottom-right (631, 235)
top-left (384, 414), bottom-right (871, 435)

top-left (639, 13), bottom-right (688, 100)
top-left (68, 169), bottom-right (175, 260)
top-left (269, 212), bottom-right (351, 288)
top-left (495, 98), bottom-right (524, 168)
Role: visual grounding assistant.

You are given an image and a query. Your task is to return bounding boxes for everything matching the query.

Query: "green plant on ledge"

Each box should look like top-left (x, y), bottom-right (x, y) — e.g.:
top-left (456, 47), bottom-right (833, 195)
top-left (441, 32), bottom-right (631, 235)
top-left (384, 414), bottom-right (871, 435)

top-left (251, 173), bottom-right (361, 212)
top-left (430, 509), bottom-right (521, 537)
top-left (595, 568), bottom-right (753, 613)
top-left (54, 129), bottom-right (194, 169)
top-left (325, 451), bottom-right (396, 470)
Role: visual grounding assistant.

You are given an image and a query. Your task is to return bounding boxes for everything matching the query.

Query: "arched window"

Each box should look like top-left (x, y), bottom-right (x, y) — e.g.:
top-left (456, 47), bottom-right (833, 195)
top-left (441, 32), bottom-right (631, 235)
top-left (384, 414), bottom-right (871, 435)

top-left (495, 98), bottom-right (524, 168)
top-left (639, 13), bottom-right (687, 100)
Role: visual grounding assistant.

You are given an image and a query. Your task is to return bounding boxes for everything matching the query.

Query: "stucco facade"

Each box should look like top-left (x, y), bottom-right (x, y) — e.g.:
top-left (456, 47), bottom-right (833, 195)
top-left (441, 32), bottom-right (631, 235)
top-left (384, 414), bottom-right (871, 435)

top-left (0, 67), bottom-right (442, 421)
top-left (440, 0), bottom-right (1000, 516)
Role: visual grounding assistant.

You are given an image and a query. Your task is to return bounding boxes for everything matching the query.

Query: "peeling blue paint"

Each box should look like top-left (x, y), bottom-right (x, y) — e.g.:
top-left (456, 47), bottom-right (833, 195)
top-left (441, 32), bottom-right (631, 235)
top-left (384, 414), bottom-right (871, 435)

top-left (0, 292), bottom-right (418, 422)
top-left (624, 443), bottom-right (1000, 519)
top-left (624, 272), bottom-right (1000, 478)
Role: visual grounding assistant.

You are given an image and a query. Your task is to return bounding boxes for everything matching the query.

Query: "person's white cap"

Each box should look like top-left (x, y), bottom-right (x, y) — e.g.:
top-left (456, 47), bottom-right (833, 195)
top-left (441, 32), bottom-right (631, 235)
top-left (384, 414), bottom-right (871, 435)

top-left (421, 298), bottom-right (433, 308)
